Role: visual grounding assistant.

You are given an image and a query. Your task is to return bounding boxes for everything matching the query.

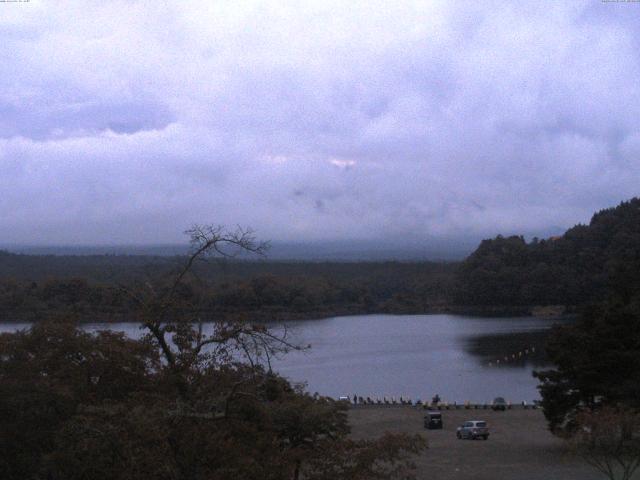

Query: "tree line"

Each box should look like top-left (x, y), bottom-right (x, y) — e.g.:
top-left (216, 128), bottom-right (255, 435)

top-left (3, 199), bottom-right (640, 320)
top-left (0, 256), bottom-right (456, 322)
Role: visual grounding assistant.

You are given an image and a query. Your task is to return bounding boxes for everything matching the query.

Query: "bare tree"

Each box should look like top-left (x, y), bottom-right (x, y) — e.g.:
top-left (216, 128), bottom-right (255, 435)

top-left (569, 407), bottom-right (640, 480)
top-left (120, 225), bottom-right (302, 398)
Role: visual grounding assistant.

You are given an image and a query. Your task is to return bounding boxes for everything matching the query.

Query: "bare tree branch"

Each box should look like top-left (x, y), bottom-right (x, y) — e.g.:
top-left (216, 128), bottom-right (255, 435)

top-left (569, 407), bottom-right (640, 480)
top-left (123, 224), bottom-right (304, 397)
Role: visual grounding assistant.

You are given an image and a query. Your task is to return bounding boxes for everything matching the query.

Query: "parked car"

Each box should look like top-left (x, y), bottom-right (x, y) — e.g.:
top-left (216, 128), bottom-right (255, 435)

top-left (423, 411), bottom-right (443, 430)
top-left (456, 420), bottom-right (489, 440)
top-left (492, 397), bottom-right (507, 411)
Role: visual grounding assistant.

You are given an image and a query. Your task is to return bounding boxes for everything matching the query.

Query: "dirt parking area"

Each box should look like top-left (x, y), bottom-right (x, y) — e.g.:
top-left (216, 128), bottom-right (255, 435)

top-left (349, 406), bottom-right (604, 480)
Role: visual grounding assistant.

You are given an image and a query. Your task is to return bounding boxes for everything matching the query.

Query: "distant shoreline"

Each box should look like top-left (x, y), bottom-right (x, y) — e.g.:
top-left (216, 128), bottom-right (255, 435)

top-left (0, 304), bottom-right (574, 324)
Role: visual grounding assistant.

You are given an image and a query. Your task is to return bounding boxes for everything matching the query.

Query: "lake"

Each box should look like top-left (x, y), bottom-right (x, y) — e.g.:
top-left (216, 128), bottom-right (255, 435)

top-left (0, 314), bottom-right (566, 404)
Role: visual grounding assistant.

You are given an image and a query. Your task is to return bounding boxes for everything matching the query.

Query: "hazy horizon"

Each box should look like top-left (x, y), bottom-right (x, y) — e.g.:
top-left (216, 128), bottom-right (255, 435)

top-left (0, 223), bottom-right (571, 260)
top-left (1, 237), bottom-right (480, 261)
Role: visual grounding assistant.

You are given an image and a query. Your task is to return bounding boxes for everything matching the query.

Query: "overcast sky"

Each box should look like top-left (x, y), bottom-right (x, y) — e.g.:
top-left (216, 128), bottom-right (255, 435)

top-left (1, 1), bottom-right (639, 246)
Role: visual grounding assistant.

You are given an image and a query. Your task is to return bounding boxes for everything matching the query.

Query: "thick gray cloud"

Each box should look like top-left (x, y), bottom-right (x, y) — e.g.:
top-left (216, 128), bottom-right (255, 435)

top-left (1, 0), bottom-right (639, 245)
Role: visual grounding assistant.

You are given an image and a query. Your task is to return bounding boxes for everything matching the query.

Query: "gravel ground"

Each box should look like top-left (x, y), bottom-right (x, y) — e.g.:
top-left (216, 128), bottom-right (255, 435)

top-left (348, 407), bottom-right (606, 480)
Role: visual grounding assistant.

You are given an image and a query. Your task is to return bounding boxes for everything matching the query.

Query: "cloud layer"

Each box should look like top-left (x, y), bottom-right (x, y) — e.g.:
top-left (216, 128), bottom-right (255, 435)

top-left (1, 0), bottom-right (639, 245)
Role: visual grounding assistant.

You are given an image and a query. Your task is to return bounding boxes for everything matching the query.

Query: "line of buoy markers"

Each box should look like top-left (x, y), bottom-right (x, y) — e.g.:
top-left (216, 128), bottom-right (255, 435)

top-left (487, 346), bottom-right (536, 367)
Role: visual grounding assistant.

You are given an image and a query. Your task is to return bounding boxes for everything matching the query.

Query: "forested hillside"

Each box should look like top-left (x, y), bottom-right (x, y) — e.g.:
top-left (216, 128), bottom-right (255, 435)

top-left (2, 198), bottom-right (639, 321)
top-left (455, 198), bottom-right (640, 307)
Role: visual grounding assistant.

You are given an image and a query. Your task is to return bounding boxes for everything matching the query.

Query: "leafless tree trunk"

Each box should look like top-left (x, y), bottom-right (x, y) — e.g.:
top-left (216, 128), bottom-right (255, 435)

top-left (119, 225), bottom-right (303, 400)
top-left (569, 407), bottom-right (640, 480)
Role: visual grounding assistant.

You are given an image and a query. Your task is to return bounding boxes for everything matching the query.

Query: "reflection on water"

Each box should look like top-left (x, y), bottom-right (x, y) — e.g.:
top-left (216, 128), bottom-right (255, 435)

top-left (463, 329), bottom-right (550, 369)
top-left (268, 314), bottom-right (569, 403)
top-left (0, 314), bottom-right (569, 403)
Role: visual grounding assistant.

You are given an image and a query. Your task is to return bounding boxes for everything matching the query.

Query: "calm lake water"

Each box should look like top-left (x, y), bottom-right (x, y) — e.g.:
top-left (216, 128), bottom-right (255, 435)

top-left (0, 314), bottom-right (566, 403)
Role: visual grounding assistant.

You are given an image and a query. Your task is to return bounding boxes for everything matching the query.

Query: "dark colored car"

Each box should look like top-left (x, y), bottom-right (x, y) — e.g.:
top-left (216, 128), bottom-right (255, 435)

top-left (456, 420), bottom-right (489, 440)
top-left (424, 411), bottom-right (443, 429)
top-left (492, 397), bottom-right (507, 411)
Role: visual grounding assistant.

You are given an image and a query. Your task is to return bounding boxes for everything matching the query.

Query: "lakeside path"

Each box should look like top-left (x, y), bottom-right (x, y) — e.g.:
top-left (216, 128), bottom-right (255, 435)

top-left (349, 407), bottom-right (604, 480)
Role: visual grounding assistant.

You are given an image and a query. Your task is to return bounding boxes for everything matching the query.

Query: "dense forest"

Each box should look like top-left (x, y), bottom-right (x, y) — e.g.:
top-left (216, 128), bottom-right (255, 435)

top-left (530, 201), bottom-right (640, 441)
top-left (0, 253), bottom-right (456, 322)
top-left (455, 198), bottom-right (640, 309)
top-left (1, 197), bottom-right (639, 322)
